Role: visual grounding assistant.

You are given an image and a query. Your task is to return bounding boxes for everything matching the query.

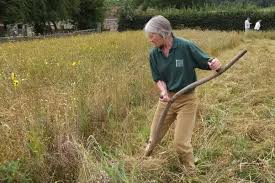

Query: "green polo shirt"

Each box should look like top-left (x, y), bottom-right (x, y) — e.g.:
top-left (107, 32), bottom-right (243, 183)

top-left (149, 37), bottom-right (211, 92)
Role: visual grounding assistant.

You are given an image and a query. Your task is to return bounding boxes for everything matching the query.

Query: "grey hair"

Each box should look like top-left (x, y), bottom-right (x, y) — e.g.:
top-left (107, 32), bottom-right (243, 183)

top-left (144, 15), bottom-right (173, 38)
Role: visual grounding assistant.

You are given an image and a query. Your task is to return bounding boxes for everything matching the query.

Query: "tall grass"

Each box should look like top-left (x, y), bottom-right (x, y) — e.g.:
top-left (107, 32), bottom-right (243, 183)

top-left (0, 30), bottom-right (274, 182)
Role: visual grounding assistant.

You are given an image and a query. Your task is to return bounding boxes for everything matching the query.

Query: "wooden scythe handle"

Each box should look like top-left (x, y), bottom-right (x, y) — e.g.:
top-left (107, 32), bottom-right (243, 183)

top-left (144, 49), bottom-right (247, 157)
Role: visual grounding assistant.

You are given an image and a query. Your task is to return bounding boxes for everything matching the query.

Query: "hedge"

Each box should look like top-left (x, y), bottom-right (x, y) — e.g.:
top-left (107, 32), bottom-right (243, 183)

top-left (118, 10), bottom-right (275, 31)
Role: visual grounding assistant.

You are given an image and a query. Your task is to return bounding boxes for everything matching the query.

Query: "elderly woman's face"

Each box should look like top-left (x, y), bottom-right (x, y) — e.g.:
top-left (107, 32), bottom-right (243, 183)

top-left (147, 32), bottom-right (164, 48)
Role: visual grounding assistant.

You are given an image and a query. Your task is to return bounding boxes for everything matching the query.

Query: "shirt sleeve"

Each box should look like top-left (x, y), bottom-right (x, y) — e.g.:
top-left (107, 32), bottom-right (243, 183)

top-left (188, 41), bottom-right (211, 70)
top-left (149, 52), bottom-right (161, 82)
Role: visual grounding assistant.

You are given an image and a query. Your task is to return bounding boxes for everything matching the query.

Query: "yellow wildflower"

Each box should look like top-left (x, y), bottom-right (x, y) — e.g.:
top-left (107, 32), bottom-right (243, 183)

top-left (13, 79), bottom-right (19, 87)
top-left (72, 61), bottom-right (81, 66)
top-left (11, 72), bottom-right (19, 88)
top-left (11, 72), bottom-right (16, 80)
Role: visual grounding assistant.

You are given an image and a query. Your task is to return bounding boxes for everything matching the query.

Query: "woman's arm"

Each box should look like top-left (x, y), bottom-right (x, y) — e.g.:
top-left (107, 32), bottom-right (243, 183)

top-left (156, 80), bottom-right (171, 102)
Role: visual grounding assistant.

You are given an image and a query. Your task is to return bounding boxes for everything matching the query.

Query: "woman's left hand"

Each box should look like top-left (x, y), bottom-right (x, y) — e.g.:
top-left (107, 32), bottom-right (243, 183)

top-left (208, 58), bottom-right (222, 71)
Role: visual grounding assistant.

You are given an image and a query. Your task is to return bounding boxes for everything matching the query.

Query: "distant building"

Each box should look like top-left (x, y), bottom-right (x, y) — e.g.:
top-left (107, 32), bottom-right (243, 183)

top-left (46, 20), bottom-right (75, 32)
top-left (6, 23), bottom-right (34, 37)
top-left (3, 21), bottom-right (75, 37)
top-left (103, 6), bottom-right (120, 31)
top-left (103, 18), bottom-right (118, 31)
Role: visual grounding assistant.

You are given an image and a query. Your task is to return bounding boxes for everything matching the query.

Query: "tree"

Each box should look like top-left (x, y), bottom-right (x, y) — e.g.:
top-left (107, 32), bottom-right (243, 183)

top-left (131, 0), bottom-right (275, 10)
top-left (45, 0), bottom-right (80, 31)
top-left (0, 0), bottom-right (6, 21)
top-left (0, 0), bottom-right (27, 24)
top-left (23, 0), bottom-right (80, 34)
top-left (132, 0), bottom-right (206, 10)
top-left (1, 0), bottom-right (106, 35)
top-left (73, 0), bottom-right (105, 29)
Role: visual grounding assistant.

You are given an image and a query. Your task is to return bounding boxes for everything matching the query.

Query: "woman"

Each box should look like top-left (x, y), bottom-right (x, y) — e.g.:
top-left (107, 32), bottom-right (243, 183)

top-left (144, 15), bottom-right (222, 173)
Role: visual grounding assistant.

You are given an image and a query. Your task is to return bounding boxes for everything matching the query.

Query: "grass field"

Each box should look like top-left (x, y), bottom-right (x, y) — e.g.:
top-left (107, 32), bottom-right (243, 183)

top-left (0, 30), bottom-right (274, 182)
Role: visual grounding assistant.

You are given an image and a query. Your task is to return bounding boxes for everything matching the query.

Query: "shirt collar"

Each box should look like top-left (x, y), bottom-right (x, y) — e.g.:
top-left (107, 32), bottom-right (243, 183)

top-left (157, 37), bottom-right (178, 52)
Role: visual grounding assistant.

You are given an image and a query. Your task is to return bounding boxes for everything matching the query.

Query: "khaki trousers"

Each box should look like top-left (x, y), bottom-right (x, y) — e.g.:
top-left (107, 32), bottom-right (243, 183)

top-left (149, 91), bottom-right (198, 169)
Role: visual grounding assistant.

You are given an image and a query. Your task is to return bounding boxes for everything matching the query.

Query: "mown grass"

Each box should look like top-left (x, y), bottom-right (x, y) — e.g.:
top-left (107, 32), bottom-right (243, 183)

top-left (0, 30), bottom-right (274, 182)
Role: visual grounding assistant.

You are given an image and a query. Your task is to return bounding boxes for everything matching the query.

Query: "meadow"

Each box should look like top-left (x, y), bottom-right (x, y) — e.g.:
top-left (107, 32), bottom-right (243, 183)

top-left (0, 30), bottom-right (274, 182)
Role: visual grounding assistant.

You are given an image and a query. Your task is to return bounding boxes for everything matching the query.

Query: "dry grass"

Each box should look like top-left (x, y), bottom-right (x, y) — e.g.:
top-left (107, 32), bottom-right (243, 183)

top-left (0, 30), bottom-right (274, 182)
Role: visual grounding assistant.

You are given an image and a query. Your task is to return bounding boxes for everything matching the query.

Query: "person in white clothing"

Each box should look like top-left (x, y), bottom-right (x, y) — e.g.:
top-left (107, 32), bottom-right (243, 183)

top-left (244, 17), bottom-right (252, 31)
top-left (254, 20), bottom-right (262, 31)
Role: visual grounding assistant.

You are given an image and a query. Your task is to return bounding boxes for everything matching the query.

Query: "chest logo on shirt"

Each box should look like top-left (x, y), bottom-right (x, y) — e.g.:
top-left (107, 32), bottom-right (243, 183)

top-left (176, 59), bottom-right (184, 67)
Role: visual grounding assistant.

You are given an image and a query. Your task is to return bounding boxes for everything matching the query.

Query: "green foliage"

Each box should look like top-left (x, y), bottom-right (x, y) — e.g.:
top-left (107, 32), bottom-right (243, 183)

top-left (27, 128), bottom-right (46, 161)
top-left (237, 166), bottom-right (266, 182)
top-left (0, 0), bottom-right (105, 34)
top-left (103, 160), bottom-right (129, 182)
top-left (0, 160), bottom-right (32, 183)
top-left (130, 0), bottom-right (206, 10)
top-left (127, 0), bottom-right (275, 10)
top-left (23, 0), bottom-right (81, 33)
top-left (0, 0), bottom-right (28, 24)
top-left (119, 0), bottom-right (136, 20)
top-left (119, 9), bottom-right (275, 31)
top-left (104, 0), bottom-right (124, 7)
top-left (73, 0), bottom-right (105, 29)
top-left (230, 136), bottom-right (252, 159)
